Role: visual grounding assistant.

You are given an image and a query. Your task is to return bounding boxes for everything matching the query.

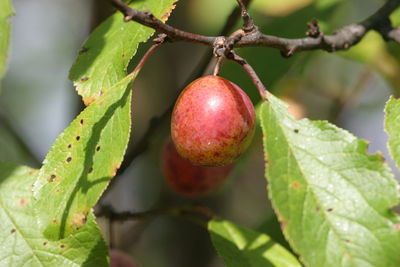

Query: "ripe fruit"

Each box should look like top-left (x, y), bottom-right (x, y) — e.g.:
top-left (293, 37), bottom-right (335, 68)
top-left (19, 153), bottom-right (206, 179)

top-left (109, 249), bottom-right (137, 267)
top-left (171, 75), bottom-right (256, 166)
top-left (162, 138), bottom-right (233, 197)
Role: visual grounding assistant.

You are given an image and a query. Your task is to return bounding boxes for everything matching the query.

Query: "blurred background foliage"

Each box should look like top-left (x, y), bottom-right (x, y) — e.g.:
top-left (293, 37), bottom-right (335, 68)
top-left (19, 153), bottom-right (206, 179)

top-left (0, 0), bottom-right (399, 266)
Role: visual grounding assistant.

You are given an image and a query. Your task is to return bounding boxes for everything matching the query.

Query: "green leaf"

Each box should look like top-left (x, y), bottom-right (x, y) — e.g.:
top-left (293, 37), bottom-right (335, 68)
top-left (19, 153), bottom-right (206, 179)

top-left (385, 97), bottom-right (400, 169)
top-left (0, 162), bottom-right (108, 266)
top-left (0, 0), bottom-right (14, 83)
top-left (260, 94), bottom-right (400, 267)
top-left (256, 215), bottom-right (292, 253)
top-left (69, 0), bottom-right (177, 105)
top-left (32, 74), bottom-right (134, 240)
top-left (33, 0), bottom-right (178, 240)
top-left (209, 219), bottom-right (301, 267)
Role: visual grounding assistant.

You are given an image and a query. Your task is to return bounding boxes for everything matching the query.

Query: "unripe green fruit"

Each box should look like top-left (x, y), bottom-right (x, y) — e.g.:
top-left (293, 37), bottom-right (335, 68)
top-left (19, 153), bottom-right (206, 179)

top-left (162, 138), bottom-right (233, 197)
top-left (171, 75), bottom-right (256, 166)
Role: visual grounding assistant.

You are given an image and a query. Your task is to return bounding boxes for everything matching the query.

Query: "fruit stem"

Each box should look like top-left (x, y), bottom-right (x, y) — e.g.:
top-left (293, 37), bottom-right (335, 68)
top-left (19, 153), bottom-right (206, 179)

top-left (131, 33), bottom-right (168, 76)
top-left (227, 51), bottom-right (269, 100)
top-left (213, 56), bottom-right (224, 76)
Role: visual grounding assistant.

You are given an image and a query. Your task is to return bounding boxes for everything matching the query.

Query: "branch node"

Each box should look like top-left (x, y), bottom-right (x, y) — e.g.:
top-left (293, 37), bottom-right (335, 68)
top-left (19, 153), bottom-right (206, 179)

top-left (280, 47), bottom-right (296, 58)
top-left (143, 10), bottom-right (155, 19)
top-left (306, 18), bottom-right (322, 38)
top-left (213, 37), bottom-right (226, 57)
top-left (236, 0), bottom-right (256, 33)
top-left (153, 33), bottom-right (169, 44)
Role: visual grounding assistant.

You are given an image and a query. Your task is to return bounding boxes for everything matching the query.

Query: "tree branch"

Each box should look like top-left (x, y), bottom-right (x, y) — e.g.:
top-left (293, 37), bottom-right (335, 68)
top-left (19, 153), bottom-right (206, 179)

top-left (236, 0), bottom-right (255, 32)
top-left (111, 0), bottom-right (215, 45)
top-left (96, 204), bottom-right (214, 227)
top-left (112, 0), bottom-right (400, 56)
top-left (239, 0), bottom-right (400, 55)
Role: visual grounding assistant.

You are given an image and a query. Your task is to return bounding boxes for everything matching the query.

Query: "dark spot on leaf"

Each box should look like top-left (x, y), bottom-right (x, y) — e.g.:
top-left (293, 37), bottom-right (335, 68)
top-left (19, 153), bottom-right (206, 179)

top-left (72, 212), bottom-right (88, 229)
top-left (67, 144), bottom-right (72, 149)
top-left (96, 146), bottom-right (101, 151)
top-left (80, 119), bottom-right (84, 125)
top-left (79, 47), bottom-right (89, 54)
top-left (10, 229), bottom-right (16, 234)
top-left (49, 174), bottom-right (56, 182)
top-left (315, 206), bottom-right (320, 211)
top-left (66, 157), bottom-right (72, 163)
top-left (88, 167), bottom-right (93, 173)
top-left (80, 77), bottom-right (89, 82)
top-left (327, 208), bottom-right (334, 212)
top-left (76, 136), bottom-right (80, 141)
top-left (52, 219), bottom-right (58, 224)
top-left (19, 199), bottom-right (28, 206)
top-left (28, 170), bottom-right (37, 175)
top-left (345, 239), bottom-right (351, 243)
top-left (43, 241), bottom-right (48, 246)
top-left (292, 181), bottom-right (301, 189)
top-left (60, 244), bottom-right (65, 249)
top-left (294, 129), bottom-right (299, 133)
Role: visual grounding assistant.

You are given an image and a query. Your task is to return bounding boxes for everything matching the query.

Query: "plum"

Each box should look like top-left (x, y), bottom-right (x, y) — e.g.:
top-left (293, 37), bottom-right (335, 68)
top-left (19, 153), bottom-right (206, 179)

top-left (171, 75), bottom-right (255, 166)
top-left (162, 138), bottom-right (233, 197)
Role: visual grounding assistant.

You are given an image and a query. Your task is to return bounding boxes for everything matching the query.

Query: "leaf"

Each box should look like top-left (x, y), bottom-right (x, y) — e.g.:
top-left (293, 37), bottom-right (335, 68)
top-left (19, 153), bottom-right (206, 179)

top-left (0, 0), bottom-right (14, 83)
top-left (385, 97), bottom-right (400, 169)
top-left (256, 214), bottom-right (292, 252)
top-left (0, 162), bottom-right (108, 266)
top-left (209, 219), bottom-right (301, 267)
top-left (32, 74), bottom-right (134, 240)
top-left (260, 94), bottom-right (400, 267)
top-left (33, 0), bottom-right (178, 240)
top-left (69, 0), bottom-right (177, 105)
